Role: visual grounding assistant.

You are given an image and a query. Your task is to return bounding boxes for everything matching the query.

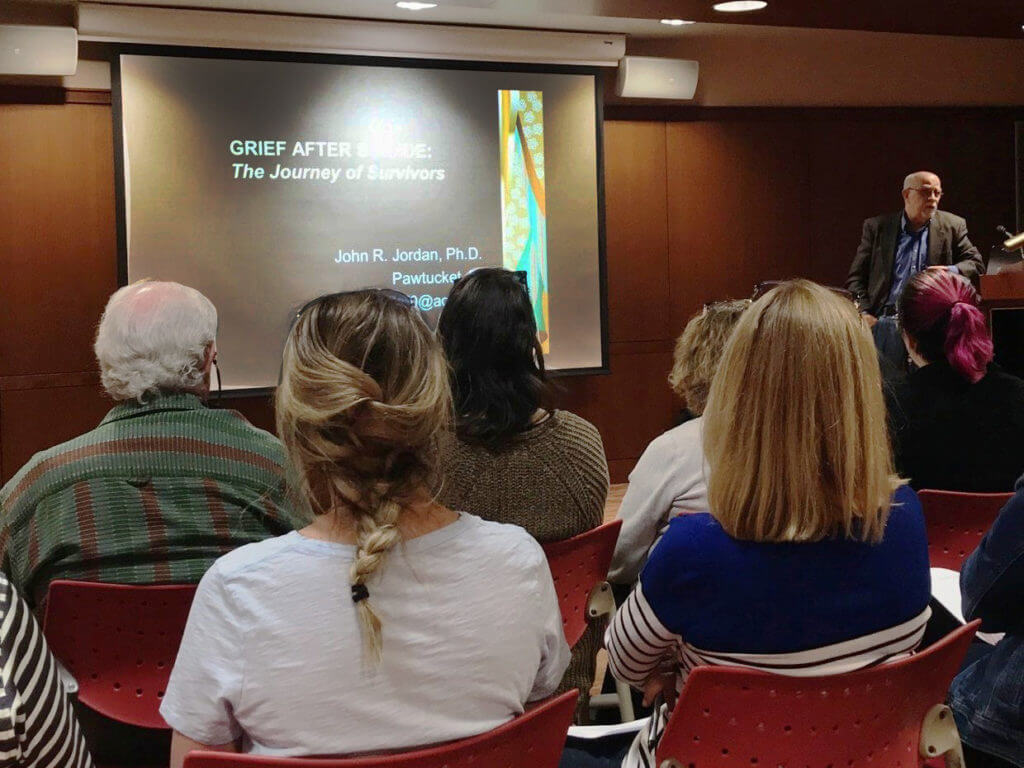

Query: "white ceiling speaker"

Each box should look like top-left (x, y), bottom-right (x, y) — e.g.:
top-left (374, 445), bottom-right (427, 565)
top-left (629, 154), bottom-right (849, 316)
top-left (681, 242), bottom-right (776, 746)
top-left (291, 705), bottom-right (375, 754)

top-left (0, 25), bottom-right (78, 76)
top-left (615, 56), bottom-right (699, 99)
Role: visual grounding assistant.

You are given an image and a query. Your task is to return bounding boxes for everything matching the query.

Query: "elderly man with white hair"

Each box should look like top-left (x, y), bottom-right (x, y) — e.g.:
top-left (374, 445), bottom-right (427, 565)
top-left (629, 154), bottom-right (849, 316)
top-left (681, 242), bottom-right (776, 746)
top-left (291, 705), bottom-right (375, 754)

top-left (846, 170), bottom-right (984, 370)
top-left (0, 281), bottom-right (297, 609)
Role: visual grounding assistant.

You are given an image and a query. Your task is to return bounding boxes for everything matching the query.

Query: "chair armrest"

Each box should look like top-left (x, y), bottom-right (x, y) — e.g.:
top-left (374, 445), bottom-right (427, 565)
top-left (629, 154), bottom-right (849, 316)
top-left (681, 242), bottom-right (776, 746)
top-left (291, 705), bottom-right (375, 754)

top-left (54, 658), bottom-right (78, 696)
top-left (587, 582), bottom-right (615, 620)
top-left (919, 704), bottom-right (964, 768)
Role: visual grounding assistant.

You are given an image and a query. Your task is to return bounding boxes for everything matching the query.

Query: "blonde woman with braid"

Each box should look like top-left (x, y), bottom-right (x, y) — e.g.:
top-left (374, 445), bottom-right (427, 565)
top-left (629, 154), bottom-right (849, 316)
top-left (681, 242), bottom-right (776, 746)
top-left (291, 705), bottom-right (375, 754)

top-left (160, 290), bottom-right (569, 764)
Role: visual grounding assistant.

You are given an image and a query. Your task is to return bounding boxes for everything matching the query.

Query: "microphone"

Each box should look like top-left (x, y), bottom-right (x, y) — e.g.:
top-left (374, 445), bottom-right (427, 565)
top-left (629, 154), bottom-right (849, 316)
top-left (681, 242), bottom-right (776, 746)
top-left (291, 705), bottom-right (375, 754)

top-left (996, 225), bottom-right (1013, 240)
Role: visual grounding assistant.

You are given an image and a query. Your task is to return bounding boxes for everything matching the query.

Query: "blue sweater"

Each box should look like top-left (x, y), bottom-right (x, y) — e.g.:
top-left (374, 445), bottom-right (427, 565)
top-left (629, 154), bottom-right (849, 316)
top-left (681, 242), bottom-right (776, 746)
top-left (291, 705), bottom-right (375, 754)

top-left (605, 485), bottom-right (932, 768)
top-left (641, 484), bottom-right (931, 654)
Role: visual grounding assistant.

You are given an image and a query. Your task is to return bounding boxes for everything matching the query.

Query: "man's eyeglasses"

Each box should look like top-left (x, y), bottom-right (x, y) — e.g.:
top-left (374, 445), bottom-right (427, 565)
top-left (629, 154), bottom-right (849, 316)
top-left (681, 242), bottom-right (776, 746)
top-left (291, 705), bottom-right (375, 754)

top-left (211, 358), bottom-right (223, 405)
top-left (909, 186), bottom-right (943, 199)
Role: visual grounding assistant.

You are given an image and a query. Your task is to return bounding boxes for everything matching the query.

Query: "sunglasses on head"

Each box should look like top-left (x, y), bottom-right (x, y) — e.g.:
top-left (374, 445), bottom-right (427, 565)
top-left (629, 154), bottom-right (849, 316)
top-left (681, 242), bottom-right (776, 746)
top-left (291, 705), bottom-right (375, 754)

top-left (293, 288), bottom-right (416, 323)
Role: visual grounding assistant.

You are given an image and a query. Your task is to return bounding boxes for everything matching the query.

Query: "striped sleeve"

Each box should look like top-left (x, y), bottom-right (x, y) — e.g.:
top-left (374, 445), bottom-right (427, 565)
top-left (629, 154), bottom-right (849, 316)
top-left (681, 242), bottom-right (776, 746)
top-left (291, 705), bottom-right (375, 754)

top-left (605, 583), bottom-right (681, 689)
top-left (687, 606), bottom-right (932, 676)
top-left (0, 575), bottom-right (93, 768)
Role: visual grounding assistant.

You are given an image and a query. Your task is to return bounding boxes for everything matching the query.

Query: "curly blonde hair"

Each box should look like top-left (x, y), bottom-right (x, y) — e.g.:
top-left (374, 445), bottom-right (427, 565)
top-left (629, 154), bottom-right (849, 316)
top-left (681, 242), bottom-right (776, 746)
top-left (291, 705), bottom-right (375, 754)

top-left (275, 291), bottom-right (452, 663)
top-left (668, 300), bottom-right (750, 415)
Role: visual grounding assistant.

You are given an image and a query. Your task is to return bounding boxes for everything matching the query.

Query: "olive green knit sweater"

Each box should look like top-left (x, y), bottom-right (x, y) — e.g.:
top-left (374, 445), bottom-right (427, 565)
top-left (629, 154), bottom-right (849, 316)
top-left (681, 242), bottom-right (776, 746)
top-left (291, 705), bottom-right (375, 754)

top-left (438, 410), bottom-right (610, 720)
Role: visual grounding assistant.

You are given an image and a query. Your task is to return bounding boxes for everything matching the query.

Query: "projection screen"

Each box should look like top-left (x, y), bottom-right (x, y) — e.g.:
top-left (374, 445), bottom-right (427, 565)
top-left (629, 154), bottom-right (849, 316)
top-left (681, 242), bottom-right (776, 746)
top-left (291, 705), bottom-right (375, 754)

top-left (114, 47), bottom-right (608, 391)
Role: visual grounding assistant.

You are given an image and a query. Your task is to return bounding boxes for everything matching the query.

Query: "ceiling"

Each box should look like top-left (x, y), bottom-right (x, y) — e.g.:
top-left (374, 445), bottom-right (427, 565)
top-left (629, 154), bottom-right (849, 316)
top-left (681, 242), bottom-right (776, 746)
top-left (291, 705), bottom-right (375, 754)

top-left (15, 0), bottom-right (1024, 40)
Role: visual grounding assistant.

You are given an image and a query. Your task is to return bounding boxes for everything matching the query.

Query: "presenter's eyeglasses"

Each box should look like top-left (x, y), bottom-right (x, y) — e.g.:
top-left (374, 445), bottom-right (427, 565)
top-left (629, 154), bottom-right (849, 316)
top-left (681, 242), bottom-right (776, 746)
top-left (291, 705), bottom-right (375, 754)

top-left (908, 186), bottom-right (943, 199)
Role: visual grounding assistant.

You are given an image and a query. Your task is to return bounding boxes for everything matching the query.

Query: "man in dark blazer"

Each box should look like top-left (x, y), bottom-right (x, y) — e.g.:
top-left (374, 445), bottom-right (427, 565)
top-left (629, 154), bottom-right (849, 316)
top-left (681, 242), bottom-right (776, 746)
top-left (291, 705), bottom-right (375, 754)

top-left (846, 171), bottom-right (984, 368)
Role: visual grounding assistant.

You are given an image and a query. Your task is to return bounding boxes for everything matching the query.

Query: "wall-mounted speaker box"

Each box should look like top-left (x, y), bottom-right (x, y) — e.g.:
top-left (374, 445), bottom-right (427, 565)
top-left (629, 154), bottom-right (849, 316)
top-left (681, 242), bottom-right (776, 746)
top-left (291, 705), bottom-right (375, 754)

top-left (615, 56), bottom-right (699, 99)
top-left (0, 25), bottom-right (78, 76)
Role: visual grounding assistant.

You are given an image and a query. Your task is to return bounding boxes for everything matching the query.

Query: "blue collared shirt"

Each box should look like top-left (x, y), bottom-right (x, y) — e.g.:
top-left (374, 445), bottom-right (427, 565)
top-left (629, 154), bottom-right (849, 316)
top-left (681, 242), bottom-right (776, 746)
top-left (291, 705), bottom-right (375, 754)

top-left (885, 213), bottom-right (961, 309)
top-left (885, 214), bottom-right (930, 308)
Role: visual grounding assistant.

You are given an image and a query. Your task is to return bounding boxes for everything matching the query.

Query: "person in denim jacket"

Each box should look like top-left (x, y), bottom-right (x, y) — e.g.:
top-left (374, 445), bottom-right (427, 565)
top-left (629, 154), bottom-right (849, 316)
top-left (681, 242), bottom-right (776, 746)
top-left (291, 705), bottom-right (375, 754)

top-left (949, 475), bottom-right (1024, 768)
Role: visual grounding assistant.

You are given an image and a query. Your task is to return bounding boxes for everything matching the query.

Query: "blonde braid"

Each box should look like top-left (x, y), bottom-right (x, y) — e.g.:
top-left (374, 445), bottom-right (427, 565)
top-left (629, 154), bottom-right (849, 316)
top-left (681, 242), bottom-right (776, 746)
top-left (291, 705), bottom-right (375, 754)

top-left (349, 497), bottom-right (401, 664)
top-left (276, 290), bottom-right (452, 666)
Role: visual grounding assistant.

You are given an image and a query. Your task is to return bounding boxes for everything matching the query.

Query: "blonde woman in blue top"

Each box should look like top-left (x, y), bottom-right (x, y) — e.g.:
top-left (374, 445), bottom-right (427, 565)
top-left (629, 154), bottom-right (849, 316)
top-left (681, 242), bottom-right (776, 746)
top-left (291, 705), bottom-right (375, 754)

top-left (602, 281), bottom-right (931, 768)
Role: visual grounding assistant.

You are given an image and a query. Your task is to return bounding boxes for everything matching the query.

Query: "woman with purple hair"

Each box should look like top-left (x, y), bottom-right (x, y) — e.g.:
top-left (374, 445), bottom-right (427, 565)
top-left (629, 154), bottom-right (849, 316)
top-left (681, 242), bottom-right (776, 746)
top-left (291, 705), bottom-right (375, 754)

top-left (888, 269), bottom-right (1024, 492)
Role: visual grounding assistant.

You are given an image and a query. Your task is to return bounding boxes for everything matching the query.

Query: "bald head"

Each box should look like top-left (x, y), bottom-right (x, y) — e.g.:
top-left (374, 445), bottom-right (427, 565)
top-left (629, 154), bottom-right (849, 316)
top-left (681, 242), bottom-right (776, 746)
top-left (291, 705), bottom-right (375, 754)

top-left (94, 281), bottom-right (218, 402)
top-left (901, 171), bottom-right (942, 228)
top-left (903, 171), bottom-right (940, 192)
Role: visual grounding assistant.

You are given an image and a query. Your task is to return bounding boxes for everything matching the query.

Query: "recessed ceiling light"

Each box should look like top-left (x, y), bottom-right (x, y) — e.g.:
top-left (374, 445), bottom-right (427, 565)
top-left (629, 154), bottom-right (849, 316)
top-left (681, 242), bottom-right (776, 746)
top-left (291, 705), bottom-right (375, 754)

top-left (395, 1), bottom-right (437, 9)
top-left (713, 1), bottom-right (768, 11)
top-left (660, 19), bottom-right (696, 26)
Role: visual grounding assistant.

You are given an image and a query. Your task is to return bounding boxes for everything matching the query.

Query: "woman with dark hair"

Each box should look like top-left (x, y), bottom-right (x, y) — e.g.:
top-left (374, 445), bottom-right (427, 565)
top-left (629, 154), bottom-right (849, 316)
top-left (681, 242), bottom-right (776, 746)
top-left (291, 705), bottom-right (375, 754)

top-left (437, 270), bottom-right (556, 452)
top-left (437, 268), bottom-right (609, 719)
top-left (888, 269), bottom-right (1024, 492)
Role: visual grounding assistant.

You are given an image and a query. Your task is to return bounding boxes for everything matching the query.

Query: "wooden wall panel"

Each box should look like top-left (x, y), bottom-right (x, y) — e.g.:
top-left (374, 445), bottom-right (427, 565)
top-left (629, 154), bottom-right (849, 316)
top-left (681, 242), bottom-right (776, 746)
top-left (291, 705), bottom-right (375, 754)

top-left (582, 121), bottom-right (677, 482)
top-left (603, 121), bottom-right (670, 343)
top-left (0, 105), bottom-right (118, 376)
top-left (558, 345), bottom-right (675, 481)
top-left (664, 120), bottom-right (813, 333)
top-left (0, 385), bottom-right (111, 481)
top-left (225, 394), bottom-right (276, 435)
top-left (627, 30), bottom-right (1024, 108)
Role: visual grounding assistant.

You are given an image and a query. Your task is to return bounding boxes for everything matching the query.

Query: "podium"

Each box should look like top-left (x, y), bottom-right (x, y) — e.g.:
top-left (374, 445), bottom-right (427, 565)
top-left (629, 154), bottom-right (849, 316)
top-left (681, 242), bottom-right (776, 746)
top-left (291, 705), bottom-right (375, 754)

top-left (981, 269), bottom-right (1024, 309)
top-left (981, 269), bottom-right (1024, 379)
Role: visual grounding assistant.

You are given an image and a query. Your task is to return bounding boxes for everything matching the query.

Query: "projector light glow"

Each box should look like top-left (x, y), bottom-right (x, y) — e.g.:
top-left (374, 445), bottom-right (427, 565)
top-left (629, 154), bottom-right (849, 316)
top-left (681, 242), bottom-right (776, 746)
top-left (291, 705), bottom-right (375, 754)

top-left (713, 1), bottom-right (768, 11)
top-left (395, 2), bottom-right (437, 9)
top-left (660, 19), bottom-right (696, 26)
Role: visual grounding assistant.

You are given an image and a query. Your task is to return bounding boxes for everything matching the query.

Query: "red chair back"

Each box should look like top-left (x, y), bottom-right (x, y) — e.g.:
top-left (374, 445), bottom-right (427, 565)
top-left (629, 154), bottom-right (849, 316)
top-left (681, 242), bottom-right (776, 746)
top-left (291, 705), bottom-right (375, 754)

top-left (542, 520), bottom-right (622, 648)
top-left (918, 489), bottom-right (1012, 570)
top-left (183, 690), bottom-right (578, 768)
top-left (43, 580), bottom-right (197, 729)
top-left (657, 622), bottom-right (979, 768)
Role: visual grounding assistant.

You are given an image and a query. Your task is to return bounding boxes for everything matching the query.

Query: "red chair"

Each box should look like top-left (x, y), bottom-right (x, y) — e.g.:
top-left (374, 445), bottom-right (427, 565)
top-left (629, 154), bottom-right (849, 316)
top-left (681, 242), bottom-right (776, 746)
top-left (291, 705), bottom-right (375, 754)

top-left (542, 520), bottom-right (622, 648)
top-left (656, 621), bottom-right (979, 768)
top-left (918, 489), bottom-right (1012, 571)
top-left (542, 520), bottom-right (631, 720)
top-left (182, 689), bottom-right (578, 768)
top-left (43, 580), bottom-right (197, 730)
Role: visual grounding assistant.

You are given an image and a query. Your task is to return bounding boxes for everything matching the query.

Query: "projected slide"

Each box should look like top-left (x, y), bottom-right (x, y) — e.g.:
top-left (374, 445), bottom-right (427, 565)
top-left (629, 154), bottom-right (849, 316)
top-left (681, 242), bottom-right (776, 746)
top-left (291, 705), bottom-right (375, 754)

top-left (117, 51), bottom-right (603, 389)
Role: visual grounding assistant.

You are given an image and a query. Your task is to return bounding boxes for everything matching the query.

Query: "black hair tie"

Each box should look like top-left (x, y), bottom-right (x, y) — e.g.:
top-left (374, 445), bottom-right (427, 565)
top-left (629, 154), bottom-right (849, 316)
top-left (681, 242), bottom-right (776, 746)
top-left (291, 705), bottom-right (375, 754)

top-left (351, 583), bottom-right (370, 603)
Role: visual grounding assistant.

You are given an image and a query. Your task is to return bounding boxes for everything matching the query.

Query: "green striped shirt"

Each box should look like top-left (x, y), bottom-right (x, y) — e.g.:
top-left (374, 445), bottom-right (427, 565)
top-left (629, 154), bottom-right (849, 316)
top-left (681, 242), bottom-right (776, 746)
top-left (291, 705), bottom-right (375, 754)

top-left (0, 393), bottom-right (300, 607)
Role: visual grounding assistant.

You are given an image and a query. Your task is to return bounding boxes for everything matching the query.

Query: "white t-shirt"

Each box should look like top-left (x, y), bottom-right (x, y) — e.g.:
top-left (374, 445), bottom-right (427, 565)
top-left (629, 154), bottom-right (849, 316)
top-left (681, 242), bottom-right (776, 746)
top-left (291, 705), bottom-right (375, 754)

top-left (608, 417), bottom-right (708, 585)
top-left (160, 513), bottom-right (570, 756)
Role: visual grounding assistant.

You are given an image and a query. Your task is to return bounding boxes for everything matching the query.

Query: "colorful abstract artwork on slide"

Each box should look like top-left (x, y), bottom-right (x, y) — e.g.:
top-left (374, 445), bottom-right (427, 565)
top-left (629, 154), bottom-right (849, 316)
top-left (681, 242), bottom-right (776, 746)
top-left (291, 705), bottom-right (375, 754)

top-left (499, 89), bottom-right (549, 352)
